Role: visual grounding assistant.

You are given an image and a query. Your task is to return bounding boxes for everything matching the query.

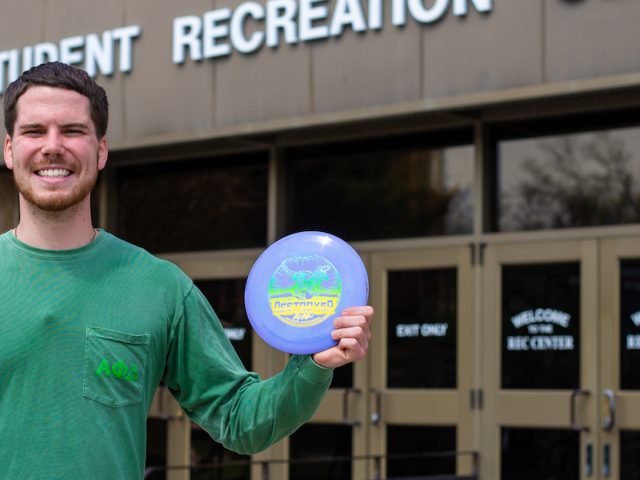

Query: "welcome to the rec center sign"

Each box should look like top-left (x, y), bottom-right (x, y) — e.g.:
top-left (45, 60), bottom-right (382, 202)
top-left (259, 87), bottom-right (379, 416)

top-left (0, 0), bottom-right (492, 94)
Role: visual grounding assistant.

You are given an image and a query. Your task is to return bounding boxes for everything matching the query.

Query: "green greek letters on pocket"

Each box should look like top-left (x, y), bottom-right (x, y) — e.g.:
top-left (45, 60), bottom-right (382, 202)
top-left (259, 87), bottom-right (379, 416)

top-left (126, 364), bottom-right (139, 382)
top-left (96, 358), bottom-right (111, 376)
top-left (83, 327), bottom-right (150, 408)
top-left (111, 360), bottom-right (129, 378)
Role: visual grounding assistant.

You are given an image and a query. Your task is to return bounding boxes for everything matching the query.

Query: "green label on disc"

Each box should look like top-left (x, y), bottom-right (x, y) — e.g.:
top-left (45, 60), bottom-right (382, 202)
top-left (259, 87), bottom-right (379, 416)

top-left (268, 254), bottom-right (342, 327)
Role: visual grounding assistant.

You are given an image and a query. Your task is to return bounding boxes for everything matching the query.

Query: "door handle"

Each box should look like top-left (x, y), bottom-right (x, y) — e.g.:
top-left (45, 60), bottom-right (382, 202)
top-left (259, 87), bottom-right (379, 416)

top-left (602, 388), bottom-right (616, 431)
top-left (342, 387), bottom-right (361, 426)
top-left (570, 389), bottom-right (590, 432)
top-left (370, 388), bottom-right (382, 426)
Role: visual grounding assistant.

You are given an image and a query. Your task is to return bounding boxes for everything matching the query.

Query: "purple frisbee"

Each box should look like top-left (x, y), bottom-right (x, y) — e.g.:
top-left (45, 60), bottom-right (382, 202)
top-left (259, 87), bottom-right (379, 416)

top-left (244, 231), bottom-right (369, 354)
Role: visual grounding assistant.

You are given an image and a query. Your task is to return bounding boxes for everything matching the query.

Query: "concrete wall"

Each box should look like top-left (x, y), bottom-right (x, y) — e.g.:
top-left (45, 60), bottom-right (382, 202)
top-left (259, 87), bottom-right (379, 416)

top-left (0, 0), bottom-right (639, 154)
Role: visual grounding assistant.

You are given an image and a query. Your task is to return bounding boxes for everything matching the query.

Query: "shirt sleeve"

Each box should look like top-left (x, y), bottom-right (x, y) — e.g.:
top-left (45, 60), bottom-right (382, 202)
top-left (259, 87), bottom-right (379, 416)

top-left (162, 284), bottom-right (333, 454)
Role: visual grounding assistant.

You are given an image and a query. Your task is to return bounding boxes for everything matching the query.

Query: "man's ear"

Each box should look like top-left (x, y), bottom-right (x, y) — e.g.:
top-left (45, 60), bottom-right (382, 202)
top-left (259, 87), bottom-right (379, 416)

top-left (3, 135), bottom-right (14, 170)
top-left (97, 136), bottom-right (108, 171)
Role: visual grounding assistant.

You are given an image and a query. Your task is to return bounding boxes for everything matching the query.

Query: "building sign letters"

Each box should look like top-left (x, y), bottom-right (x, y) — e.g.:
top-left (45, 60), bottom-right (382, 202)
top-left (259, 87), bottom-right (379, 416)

top-left (172, 0), bottom-right (492, 63)
top-left (0, 26), bottom-right (141, 93)
top-left (0, 0), bottom-right (492, 94)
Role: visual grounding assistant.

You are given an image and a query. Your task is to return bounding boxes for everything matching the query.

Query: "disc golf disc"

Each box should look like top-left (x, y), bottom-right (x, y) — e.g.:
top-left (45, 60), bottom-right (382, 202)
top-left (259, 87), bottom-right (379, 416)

top-left (244, 231), bottom-right (369, 354)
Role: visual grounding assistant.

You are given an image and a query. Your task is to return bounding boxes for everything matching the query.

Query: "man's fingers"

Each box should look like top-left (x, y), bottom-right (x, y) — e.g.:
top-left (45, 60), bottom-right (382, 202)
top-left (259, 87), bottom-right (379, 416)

top-left (312, 305), bottom-right (374, 369)
top-left (337, 337), bottom-right (366, 362)
top-left (332, 326), bottom-right (369, 349)
top-left (340, 306), bottom-right (374, 323)
top-left (333, 314), bottom-right (370, 331)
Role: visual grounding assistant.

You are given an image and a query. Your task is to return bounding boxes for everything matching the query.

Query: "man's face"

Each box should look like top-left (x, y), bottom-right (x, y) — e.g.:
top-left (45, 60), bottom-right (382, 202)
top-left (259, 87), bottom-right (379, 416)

top-left (3, 86), bottom-right (107, 213)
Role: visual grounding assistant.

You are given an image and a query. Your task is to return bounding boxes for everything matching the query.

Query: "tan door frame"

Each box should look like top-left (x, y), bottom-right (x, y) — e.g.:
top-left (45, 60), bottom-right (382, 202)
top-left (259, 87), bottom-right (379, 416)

top-left (600, 237), bottom-right (640, 479)
top-left (369, 245), bottom-right (476, 478)
top-left (480, 239), bottom-right (599, 480)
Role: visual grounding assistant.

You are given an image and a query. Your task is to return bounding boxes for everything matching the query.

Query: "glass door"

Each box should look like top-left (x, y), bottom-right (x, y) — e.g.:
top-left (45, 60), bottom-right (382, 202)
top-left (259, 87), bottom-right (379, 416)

top-left (481, 240), bottom-right (599, 480)
top-left (600, 237), bottom-right (640, 480)
top-left (368, 245), bottom-right (476, 479)
top-left (152, 251), bottom-right (275, 480)
top-left (288, 252), bottom-right (372, 480)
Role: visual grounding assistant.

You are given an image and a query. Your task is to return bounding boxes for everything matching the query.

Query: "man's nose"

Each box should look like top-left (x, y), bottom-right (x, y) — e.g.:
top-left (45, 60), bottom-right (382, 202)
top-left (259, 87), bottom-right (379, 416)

top-left (41, 131), bottom-right (65, 156)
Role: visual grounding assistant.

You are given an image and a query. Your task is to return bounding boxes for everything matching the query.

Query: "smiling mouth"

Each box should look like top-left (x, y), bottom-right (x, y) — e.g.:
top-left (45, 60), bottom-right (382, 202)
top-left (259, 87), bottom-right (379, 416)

top-left (36, 168), bottom-right (72, 178)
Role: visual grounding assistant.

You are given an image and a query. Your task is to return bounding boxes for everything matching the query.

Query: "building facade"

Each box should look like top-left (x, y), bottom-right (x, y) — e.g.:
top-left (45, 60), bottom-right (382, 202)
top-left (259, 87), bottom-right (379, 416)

top-left (2, 0), bottom-right (640, 478)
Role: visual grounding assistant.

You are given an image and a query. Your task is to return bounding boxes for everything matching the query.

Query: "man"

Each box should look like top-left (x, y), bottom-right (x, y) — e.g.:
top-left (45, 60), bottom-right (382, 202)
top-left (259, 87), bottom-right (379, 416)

top-left (0, 62), bottom-right (373, 478)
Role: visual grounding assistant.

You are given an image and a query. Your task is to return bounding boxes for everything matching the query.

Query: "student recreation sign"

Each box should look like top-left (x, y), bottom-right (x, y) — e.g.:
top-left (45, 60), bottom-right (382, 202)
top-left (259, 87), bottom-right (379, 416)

top-left (0, 0), bottom-right (492, 94)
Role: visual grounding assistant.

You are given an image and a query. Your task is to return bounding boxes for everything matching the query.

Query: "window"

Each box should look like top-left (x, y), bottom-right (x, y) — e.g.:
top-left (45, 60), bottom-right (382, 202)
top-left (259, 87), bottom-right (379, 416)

top-left (387, 425), bottom-right (456, 478)
top-left (494, 116), bottom-right (640, 232)
top-left (117, 153), bottom-right (268, 253)
top-left (388, 268), bottom-right (457, 389)
top-left (0, 169), bottom-right (18, 232)
top-left (289, 424), bottom-right (352, 479)
top-left (502, 262), bottom-right (581, 390)
top-left (195, 279), bottom-right (252, 370)
top-left (501, 428), bottom-right (579, 480)
top-left (286, 130), bottom-right (474, 241)
top-left (620, 259), bottom-right (640, 390)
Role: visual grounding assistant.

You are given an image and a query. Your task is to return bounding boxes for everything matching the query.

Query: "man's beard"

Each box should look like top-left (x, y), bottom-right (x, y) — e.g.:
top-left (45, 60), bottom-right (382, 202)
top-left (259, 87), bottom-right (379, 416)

top-left (13, 162), bottom-right (98, 213)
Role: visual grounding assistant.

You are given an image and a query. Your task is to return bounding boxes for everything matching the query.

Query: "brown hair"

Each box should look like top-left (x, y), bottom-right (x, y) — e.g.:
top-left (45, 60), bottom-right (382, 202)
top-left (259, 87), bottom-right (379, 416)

top-left (3, 62), bottom-right (108, 138)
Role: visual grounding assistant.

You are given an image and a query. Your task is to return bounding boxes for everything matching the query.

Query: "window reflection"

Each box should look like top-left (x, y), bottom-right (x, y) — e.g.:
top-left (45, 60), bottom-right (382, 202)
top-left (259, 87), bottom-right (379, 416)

top-left (330, 363), bottom-right (352, 389)
top-left (195, 279), bottom-right (252, 370)
top-left (620, 430), bottom-right (640, 479)
top-left (501, 263), bottom-right (580, 390)
top-left (0, 169), bottom-right (18, 232)
top-left (191, 426), bottom-right (250, 480)
top-left (387, 268), bottom-right (457, 389)
top-left (289, 424), bottom-right (352, 480)
top-left (501, 428), bottom-right (579, 480)
top-left (145, 418), bottom-right (167, 480)
top-left (620, 259), bottom-right (640, 390)
top-left (117, 154), bottom-right (268, 253)
top-left (497, 126), bottom-right (640, 231)
top-left (286, 131), bottom-right (473, 241)
top-left (387, 425), bottom-right (456, 478)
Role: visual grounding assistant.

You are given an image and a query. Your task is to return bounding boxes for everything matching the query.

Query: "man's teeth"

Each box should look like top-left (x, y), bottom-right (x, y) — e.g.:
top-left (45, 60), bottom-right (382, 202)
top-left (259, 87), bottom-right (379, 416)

top-left (37, 169), bottom-right (71, 177)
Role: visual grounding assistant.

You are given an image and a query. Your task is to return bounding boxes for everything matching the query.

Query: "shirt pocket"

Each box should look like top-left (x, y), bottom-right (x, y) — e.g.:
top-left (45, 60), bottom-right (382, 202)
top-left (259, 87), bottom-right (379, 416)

top-left (83, 326), bottom-right (151, 408)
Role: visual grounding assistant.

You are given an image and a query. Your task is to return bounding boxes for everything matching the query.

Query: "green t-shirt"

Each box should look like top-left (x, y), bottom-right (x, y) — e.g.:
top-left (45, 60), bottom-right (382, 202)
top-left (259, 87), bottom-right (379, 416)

top-left (0, 231), bottom-right (332, 479)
